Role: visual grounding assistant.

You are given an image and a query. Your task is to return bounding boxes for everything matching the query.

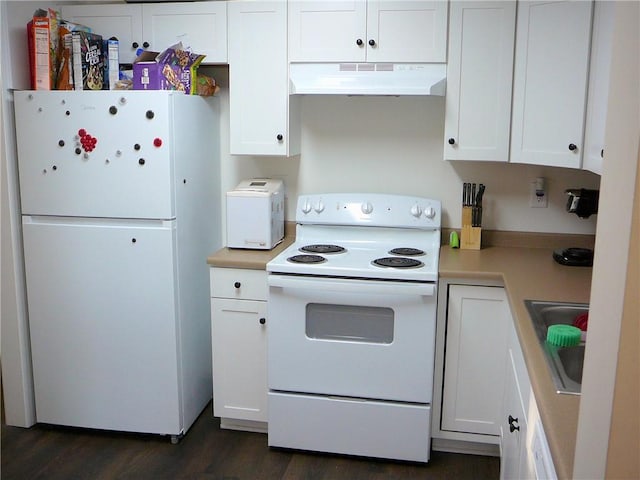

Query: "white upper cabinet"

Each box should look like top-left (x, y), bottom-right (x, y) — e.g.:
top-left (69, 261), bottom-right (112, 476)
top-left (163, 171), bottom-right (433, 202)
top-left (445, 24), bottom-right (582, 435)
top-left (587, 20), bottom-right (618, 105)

top-left (61, 2), bottom-right (228, 64)
top-left (141, 2), bottom-right (227, 63)
top-left (228, 1), bottom-right (301, 156)
top-left (444, 1), bottom-right (516, 162)
top-left (510, 0), bottom-right (593, 168)
top-left (61, 4), bottom-right (143, 64)
top-left (583, 1), bottom-right (615, 175)
top-left (288, 1), bottom-right (448, 63)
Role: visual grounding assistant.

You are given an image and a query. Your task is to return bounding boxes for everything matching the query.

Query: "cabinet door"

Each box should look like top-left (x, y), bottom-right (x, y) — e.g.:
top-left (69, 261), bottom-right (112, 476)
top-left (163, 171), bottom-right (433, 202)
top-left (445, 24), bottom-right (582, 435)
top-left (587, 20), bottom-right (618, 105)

top-left (228, 1), bottom-right (300, 156)
top-left (288, 0), bottom-right (367, 62)
top-left (142, 2), bottom-right (228, 63)
top-left (583, 0), bottom-right (615, 175)
top-left (367, 1), bottom-right (448, 63)
top-left (500, 348), bottom-right (526, 480)
top-left (61, 4), bottom-right (143, 64)
top-left (510, 0), bottom-right (593, 168)
top-left (442, 285), bottom-right (510, 436)
top-left (211, 298), bottom-right (268, 422)
top-left (444, 1), bottom-right (515, 162)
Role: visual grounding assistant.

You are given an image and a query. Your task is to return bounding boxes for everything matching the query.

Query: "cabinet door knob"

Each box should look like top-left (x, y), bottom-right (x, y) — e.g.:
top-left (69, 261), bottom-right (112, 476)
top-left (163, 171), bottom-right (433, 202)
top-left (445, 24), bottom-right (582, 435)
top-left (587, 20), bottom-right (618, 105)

top-left (600, 149), bottom-right (604, 158)
top-left (234, 282), bottom-right (241, 289)
top-left (368, 39), bottom-right (376, 47)
top-left (508, 414), bottom-right (520, 432)
top-left (568, 143), bottom-right (577, 151)
top-left (356, 38), bottom-right (363, 46)
top-left (132, 42), bottom-right (139, 49)
top-left (259, 317), bottom-right (266, 325)
top-left (448, 138), bottom-right (456, 145)
top-left (143, 41), bottom-right (150, 49)
top-left (276, 134), bottom-right (284, 142)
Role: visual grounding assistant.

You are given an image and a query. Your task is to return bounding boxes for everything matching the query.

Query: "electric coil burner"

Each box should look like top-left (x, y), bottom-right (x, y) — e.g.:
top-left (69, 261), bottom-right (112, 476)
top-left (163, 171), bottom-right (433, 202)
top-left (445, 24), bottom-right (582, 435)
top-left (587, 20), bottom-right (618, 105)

top-left (389, 247), bottom-right (425, 256)
top-left (287, 254), bottom-right (326, 264)
top-left (266, 193), bottom-right (441, 463)
top-left (299, 244), bottom-right (346, 254)
top-left (373, 257), bottom-right (424, 268)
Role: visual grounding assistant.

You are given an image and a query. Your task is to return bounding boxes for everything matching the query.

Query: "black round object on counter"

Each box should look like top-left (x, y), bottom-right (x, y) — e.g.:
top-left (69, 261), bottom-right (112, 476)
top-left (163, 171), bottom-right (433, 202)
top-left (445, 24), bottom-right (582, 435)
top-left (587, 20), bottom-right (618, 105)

top-left (553, 247), bottom-right (594, 267)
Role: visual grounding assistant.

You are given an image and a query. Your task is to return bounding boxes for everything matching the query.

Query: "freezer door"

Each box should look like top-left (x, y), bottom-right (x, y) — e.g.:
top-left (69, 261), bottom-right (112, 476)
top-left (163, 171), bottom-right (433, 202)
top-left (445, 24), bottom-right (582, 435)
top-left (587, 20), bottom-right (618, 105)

top-left (23, 216), bottom-right (183, 434)
top-left (14, 91), bottom-right (175, 219)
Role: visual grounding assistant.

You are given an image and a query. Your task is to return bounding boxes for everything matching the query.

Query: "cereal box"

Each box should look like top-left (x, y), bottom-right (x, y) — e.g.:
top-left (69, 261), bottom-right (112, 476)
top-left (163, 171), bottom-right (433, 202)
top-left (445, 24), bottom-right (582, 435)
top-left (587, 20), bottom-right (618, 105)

top-left (132, 44), bottom-right (205, 94)
top-left (72, 31), bottom-right (105, 90)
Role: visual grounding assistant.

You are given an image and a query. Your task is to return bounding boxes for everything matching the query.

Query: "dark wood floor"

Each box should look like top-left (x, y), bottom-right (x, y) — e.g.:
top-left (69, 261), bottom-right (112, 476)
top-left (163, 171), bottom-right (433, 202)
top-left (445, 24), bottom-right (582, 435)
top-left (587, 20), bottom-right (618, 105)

top-left (2, 402), bottom-right (499, 480)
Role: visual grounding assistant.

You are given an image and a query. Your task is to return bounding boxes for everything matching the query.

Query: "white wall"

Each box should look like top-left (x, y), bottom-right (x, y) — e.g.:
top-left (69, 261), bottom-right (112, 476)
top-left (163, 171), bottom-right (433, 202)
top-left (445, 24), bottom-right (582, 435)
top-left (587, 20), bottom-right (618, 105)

top-left (574, 2), bottom-right (640, 477)
top-left (1, 0), bottom-right (37, 427)
top-left (203, 66), bottom-right (600, 240)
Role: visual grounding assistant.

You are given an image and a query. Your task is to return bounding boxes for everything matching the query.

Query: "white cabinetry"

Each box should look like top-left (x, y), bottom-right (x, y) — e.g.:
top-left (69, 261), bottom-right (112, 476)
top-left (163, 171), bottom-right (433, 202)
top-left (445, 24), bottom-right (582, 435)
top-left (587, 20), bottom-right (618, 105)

top-left (444, 1), bottom-right (515, 162)
top-left (61, 2), bottom-right (228, 64)
top-left (440, 285), bottom-right (510, 438)
top-left (210, 268), bottom-right (268, 432)
top-left (288, 1), bottom-right (448, 63)
top-left (228, 1), bottom-right (300, 156)
top-left (500, 320), bottom-right (557, 480)
top-left (583, 0), bottom-right (615, 175)
top-left (510, 0), bottom-right (593, 168)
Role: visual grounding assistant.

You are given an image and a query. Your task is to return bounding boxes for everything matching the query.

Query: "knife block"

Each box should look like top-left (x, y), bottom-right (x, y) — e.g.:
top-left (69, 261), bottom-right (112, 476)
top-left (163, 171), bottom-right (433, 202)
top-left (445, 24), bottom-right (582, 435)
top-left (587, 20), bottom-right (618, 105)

top-left (461, 206), bottom-right (481, 250)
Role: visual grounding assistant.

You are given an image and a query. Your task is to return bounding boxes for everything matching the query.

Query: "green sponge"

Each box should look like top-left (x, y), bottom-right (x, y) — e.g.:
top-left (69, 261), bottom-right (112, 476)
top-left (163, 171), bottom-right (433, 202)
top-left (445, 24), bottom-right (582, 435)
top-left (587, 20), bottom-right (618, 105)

top-left (546, 324), bottom-right (582, 347)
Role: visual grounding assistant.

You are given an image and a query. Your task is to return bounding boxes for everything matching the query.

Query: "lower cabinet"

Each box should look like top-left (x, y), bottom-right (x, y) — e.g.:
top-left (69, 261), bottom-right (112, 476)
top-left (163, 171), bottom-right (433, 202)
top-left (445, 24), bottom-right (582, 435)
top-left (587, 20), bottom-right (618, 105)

top-left (500, 317), bottom-right (557, 480)
top-left (441, 285), bottom-right (510, 437)
top-left (210, 267), bottom-right (268, 432)
top-left (433, 282), bottom-right (510, 453)
top-left (434, 279), bottom-right (557, 479)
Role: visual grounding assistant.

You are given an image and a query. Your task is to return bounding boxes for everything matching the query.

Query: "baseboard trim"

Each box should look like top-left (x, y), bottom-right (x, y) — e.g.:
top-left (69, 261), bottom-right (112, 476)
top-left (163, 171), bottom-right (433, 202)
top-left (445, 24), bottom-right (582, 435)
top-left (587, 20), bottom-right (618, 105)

top-left (219, 418), bottom-right (267, 434)
top-left (432, 437), bottom-right (500, 457)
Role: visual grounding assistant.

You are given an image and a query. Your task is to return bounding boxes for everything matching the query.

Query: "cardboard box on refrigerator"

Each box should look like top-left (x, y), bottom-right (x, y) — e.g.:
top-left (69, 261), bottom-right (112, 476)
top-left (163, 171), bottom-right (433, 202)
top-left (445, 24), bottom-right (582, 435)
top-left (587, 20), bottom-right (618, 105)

top-left (132, 46), bottom-right (205, 94)
top-left (27, 15), bottom-right (53, 90)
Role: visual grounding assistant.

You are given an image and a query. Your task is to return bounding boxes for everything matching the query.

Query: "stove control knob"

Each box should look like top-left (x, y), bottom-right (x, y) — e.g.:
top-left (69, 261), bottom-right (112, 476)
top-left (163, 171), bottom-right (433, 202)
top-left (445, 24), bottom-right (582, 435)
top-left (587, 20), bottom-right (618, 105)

top-left (314, 200), bottom-right (325, 213)
top-left (361, 202), bottom-right (373, 215)
top-left (424, 207), bottom-right (436, 219)
top-left (410, 204), bottom-right (422, 218)
top-left (301, 200), bottom-right (312, 214)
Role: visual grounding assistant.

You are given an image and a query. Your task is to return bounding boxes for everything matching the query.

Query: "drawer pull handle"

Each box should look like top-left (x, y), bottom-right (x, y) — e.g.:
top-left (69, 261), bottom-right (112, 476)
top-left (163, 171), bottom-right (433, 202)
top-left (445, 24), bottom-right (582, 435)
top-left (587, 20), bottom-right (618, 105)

top-left (259, 318), bottom-right (266, 325)
top-left (234, 282), bottom-right (241, 289)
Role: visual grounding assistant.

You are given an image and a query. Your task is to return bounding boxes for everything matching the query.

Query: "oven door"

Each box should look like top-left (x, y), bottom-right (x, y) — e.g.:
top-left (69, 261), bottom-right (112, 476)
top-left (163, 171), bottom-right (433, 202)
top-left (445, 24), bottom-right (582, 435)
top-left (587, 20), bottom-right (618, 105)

top-left (267, 274), bottom-right (437, 404)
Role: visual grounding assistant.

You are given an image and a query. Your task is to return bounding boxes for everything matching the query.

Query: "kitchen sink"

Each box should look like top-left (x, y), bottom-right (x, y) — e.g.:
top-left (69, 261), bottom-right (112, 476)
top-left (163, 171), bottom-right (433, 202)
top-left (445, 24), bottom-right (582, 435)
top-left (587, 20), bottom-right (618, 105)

top-left (524, 300), bottom-right (589, 395)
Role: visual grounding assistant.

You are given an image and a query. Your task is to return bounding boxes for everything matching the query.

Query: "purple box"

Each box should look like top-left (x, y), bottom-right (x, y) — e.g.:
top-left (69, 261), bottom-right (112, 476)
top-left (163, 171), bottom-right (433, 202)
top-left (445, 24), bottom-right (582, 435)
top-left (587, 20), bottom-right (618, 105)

top-left (133, 61), bottom-right (168, 91)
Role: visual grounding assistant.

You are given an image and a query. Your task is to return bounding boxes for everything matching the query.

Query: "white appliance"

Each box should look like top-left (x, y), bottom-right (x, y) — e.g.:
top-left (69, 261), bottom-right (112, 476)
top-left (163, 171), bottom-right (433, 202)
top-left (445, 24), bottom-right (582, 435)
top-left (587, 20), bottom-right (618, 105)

top-left (226, 178), bottom-right (284, 250)
top-left (289, 63), bottom-right (446, 96)
top-left (266, 193), bottom-right (441, 462)
top-left (14, 90), bottom-right (221, 441)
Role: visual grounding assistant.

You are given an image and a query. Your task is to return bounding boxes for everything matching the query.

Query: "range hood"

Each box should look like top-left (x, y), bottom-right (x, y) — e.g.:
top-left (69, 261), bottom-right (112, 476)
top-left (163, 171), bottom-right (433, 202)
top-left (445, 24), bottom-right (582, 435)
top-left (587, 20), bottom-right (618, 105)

top-left (289, 63), bottom-right (446, 96)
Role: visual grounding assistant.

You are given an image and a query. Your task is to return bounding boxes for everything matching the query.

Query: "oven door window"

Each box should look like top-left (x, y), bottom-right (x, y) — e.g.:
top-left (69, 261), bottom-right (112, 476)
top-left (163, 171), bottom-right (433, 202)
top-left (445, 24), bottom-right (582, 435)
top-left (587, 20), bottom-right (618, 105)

top-left (305, 303), bottom-right (394, 344)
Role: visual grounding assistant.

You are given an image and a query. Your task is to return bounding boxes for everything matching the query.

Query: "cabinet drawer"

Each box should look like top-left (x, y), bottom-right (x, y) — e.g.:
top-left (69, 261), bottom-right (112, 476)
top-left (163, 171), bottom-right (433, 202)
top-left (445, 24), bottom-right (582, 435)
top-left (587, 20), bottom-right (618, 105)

top-left (210, 268), bottom-right (267, 301)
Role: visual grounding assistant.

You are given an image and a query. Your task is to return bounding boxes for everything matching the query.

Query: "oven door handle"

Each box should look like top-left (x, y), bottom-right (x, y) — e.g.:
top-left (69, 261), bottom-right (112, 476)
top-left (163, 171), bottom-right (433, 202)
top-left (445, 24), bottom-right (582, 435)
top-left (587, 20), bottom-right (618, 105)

top-left (268, 275), bottom-right (435, 297)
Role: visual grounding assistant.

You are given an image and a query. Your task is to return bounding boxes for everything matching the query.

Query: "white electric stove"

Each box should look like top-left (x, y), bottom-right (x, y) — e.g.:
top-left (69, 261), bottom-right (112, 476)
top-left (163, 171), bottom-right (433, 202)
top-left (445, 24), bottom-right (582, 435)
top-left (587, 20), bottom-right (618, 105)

top-left (266, 193), bottom-right (441, 463)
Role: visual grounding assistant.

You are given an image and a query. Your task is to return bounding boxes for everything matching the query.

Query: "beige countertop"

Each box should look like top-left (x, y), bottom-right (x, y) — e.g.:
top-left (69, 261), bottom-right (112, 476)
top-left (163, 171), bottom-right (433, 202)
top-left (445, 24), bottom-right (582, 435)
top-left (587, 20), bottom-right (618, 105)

top-left (207, 223), bottom-right (296, 269)
top-left (439, 245), bottom-right (592, 480)
top-left (207, 228), bottom-right (592, 480)
top-left (206, 235), bottom-right (294, 269)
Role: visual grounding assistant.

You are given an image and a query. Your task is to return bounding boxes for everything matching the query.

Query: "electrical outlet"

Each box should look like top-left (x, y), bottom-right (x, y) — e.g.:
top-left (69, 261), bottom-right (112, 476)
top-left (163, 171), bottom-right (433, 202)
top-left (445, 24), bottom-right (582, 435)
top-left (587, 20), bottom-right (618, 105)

top-left (529, 178), bottom-right (548, 208)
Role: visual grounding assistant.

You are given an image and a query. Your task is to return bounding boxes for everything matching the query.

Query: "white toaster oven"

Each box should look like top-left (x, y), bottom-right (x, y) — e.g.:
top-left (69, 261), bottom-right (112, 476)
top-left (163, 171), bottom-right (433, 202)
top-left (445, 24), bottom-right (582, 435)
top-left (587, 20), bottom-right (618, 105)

top-left (226, 179), bottom-right (284, 250)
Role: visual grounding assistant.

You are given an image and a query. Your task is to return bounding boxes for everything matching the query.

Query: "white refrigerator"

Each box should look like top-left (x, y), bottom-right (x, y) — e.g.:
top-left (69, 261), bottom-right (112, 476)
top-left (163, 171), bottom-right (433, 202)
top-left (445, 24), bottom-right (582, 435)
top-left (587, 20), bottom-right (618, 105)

top-left (14, 90), bottom-right (220, 441)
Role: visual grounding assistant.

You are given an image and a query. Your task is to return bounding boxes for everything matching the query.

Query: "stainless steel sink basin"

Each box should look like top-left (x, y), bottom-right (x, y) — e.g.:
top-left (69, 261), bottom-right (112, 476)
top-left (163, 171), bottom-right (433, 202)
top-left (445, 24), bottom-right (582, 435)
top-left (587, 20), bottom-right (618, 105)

top-left (524, 300), bottom-right (589, 395)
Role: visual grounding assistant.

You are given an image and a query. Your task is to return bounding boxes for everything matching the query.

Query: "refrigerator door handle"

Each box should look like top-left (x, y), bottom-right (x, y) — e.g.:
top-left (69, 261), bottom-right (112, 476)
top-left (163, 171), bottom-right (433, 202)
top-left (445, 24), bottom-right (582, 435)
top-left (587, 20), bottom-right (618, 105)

top-left (22, 216), bottom-right (175, 228)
